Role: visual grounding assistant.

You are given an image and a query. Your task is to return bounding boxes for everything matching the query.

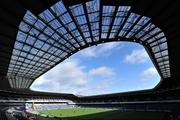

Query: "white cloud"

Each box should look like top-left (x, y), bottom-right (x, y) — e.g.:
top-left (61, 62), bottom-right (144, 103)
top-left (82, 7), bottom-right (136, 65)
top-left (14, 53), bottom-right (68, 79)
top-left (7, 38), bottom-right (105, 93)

top-left (75, 79), bottom-right (118, 96)
top-left (124, 49), bottom-right (149, 64)
top-left (31, 59), bottom-right (116, 95)
top-left (79, 42), bottom-right (123, 58)
top-left (89, 66), bottom-right (115, 77)
top-left (140, 67), bottom-right (159, 81)
top-left (31, 59), bottom-right (88, 92)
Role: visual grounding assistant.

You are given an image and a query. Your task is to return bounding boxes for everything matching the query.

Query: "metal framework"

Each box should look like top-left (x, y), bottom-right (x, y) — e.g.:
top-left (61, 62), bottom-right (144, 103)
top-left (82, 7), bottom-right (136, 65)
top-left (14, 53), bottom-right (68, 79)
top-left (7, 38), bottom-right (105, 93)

top-left (6, 0), bottom-right (170, 88)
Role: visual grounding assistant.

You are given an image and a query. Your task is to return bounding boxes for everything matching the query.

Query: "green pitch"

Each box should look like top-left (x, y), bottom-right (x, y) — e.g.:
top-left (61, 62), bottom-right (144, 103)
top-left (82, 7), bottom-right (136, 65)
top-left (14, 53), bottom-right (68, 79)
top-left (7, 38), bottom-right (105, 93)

top-left (38, 108), bottom-right (168, 120)
top-left (38, 108), bottom-right (111, 118)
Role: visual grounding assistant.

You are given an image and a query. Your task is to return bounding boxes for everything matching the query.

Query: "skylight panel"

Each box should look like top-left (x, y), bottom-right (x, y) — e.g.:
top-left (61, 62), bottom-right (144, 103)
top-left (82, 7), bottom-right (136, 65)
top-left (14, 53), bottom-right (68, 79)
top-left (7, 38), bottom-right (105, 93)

top-left (126, 16), bottom-right (151, 38)
top-left (127, 13), bottom-right (140, 23)
top-left (142, 27), bottom-right (161, 41)
top-left (91, 22), bottom-right (99, 30)
top-left (29, 28), bottom-right (40, 36)
top-left (80, 25), bottom-right (89, 32)
top-left (34, 19), bottom-right (46, 30)
top-left (23, 45), bottom-right (31, 52)
top-left (15, 42), bottom-right (23, 50)
top-left (27, 54), bottom-right (34, 60)
top-left (70, 4), bottom-right (84, 16)
top-left (146, 33), bottom-right (165, 44)
top-left (13, 49), bottom-right (20, 56)
top-left (149, 37), bottom-right (166, 46)
top-left (119, 13), bottom-right (140, 37)
top-left (137, 16), bottom-right (150, 26)
top-left (17, 31), bottom-right (27, 42)
top-left (57, 27), bottom-right (67, 34)
top-left (76, 16), bottom-right (87, 24)
top-left (34, 40), bottom-right (44, 49)
top-left (117, 6), bottom-right (130, 16)
top-left (37, 34), bottom-right (47, 41)
top-left (30, 48), bottom-right (38, 55)
top-left (44, 27), bottom-right (54, 36)
top-left (60, 13), bottom-right (72, 24)
top-left (41, 44), bottom-right (50, 51)
top-left (47, 38), bottom-right (55, 45)
top-left (49, 19), bottom-right (61, 29)
top-left (89, 14), bottom-right (99, 41)
top-left (152, 46), bottom-right (160, 53)
top-left (110, 6), bottom-right (130, 38)
top-left (103, 6), bottom-right (116, 16)
top-left (24, 11), bottom-right (37, 24)
top-left (37, 51), bottom-right (44, 56)
top-left (66, 22), bottom-right (76, 31)
top-left (19, 21), bottom-right (31, 32)
top-left (26, 36), bottom-right (36, 45)
top-left (51, 1), bottom-right (67, 16)
top-left (102, 17), bottom-right (112, 25)
top-left (39, 9), bottom-right (55, 22)
top-left (102, 6), bottom-right (116, 39)
top-left (71, 30), bottom-right (81, 37)
top-left (102, 26), bottom-right (109, 32)
top-left (83, 32), bottom-right (91, 38)
top-left (69, 4), bottom-right (92, 43)
top-left (155, 32), bottom-right (165, 39)
top-left (7, 0), bottom-right (171, 88)
top-left (159, 42), bottom-right (167, 50)
top-left (51, 33), bottom-right (59, 40)
top-left (110, 17), bottom-right (124, 37)
top-left (85, 0), bottom-right (100, 41)
top-left (86, 0), bottom-right (100, 13)
top-left (135, 23), bottom-right (155, 38)
top-left (161, 50), bottom-right (168, 56)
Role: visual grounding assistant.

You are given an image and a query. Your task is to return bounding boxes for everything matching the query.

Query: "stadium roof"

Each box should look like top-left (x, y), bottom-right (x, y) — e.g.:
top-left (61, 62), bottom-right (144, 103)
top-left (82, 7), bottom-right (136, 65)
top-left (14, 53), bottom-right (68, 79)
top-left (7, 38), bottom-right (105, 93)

top-left (0, 0), bottom-right (179, 93)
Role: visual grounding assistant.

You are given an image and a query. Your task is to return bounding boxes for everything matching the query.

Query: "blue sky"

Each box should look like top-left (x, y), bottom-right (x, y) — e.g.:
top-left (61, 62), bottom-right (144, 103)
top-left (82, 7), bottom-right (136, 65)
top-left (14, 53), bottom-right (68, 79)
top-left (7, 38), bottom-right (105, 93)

top-left (30, 42), bottom-right (160, 96)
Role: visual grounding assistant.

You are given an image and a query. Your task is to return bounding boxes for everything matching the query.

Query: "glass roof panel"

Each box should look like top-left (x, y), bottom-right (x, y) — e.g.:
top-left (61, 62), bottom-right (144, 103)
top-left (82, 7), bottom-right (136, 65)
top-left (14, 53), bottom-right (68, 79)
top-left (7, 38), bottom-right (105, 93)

top-left (7, 0), bottom-right (170, 88)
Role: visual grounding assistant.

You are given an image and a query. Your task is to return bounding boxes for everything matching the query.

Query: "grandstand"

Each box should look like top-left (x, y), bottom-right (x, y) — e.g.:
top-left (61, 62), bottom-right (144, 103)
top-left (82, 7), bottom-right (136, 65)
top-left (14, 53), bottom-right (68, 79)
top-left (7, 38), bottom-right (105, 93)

top-left (0, 0), bottom-right (180, 119)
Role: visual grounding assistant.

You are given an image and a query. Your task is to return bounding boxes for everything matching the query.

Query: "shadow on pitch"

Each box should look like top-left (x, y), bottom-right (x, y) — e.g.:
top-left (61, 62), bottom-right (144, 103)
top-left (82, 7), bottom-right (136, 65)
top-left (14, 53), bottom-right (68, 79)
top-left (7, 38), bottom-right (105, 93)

top-left (37, 110), bottom-right (171, 120)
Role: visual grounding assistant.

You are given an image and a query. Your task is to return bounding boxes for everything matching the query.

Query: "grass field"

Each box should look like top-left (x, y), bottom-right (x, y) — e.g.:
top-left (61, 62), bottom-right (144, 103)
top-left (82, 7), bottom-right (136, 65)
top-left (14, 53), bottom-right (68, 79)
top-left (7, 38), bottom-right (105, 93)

top-left (38, 108), bottom-right (168, 120)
